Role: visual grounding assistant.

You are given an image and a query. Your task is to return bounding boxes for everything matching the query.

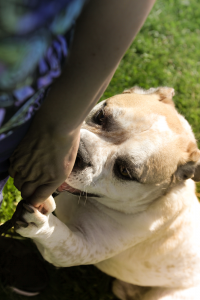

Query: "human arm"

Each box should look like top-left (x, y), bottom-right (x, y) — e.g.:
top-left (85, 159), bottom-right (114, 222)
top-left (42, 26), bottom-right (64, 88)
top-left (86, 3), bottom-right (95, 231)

top-left (9, 0), bottom-right (155, 205)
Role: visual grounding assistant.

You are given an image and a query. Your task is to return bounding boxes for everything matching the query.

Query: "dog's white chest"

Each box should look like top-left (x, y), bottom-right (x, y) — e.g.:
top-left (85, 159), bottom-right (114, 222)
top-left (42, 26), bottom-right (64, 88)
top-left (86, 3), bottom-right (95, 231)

top-left (96, 231), bottom-right (200, 288)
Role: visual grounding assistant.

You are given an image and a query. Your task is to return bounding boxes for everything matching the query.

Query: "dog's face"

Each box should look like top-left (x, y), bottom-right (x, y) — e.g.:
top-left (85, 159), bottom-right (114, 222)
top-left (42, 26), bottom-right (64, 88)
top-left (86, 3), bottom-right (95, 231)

top-left (62, 87), bottom-right (200, 213)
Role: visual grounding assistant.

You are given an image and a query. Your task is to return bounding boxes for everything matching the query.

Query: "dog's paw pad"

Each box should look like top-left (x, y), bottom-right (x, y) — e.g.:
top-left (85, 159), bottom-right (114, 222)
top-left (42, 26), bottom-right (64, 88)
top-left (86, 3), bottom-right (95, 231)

top-left (15, 203), bottom-right (47, 229)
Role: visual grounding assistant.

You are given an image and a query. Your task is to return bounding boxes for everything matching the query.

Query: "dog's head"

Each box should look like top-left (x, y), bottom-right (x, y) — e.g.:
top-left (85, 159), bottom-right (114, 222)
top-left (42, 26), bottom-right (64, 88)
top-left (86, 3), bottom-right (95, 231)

top-left (63, 87), bottom-right (200, 213)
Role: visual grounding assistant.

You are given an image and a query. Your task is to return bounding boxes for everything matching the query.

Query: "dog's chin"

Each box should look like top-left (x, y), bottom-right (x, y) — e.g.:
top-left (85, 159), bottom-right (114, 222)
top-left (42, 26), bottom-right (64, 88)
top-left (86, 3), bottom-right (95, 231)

top-left (57, 181), bottom-right (100, 198)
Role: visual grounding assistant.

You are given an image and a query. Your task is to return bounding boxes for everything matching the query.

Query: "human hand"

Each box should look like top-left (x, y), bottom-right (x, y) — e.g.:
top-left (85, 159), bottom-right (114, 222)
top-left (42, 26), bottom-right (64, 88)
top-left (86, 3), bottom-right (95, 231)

top-left (9, 119), bottom-right (80, 207)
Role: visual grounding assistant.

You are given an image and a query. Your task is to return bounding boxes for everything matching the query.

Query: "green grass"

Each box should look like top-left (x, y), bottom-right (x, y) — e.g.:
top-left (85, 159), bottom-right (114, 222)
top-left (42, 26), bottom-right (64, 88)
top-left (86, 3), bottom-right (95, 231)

top-left (1, 0), bottom-right (200, 298)
top-left (0, 178), bottom-right (22, 223)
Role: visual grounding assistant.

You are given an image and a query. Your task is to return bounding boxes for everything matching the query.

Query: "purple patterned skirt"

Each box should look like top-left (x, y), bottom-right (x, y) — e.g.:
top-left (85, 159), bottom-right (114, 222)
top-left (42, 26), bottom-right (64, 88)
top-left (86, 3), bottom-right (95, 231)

top-left (0, 29), bottom-right (72, 206)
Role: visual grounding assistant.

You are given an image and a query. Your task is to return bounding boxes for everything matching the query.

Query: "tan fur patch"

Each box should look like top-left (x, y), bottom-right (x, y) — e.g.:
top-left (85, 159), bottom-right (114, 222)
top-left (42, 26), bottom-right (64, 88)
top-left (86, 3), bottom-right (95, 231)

top-left (156, 87), bottom-right (175, 107)
top-left (106, 94), bottom-right (183, 134)
top-left (187, 144), bottom-right (200, 162)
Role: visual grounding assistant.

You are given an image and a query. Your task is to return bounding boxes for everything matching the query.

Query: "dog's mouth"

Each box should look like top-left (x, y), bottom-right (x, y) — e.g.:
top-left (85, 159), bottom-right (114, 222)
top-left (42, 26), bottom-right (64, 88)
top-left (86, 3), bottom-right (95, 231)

top-left (57, 182), bottom-right (99, 198)
top-left (56, 144), bottom-right (99, 198)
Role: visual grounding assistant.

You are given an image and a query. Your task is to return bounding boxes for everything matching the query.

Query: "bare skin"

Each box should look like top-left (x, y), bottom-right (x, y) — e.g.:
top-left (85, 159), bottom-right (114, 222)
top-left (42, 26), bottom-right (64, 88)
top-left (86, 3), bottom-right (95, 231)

top-left (9, 0), bottom-right (155, 206)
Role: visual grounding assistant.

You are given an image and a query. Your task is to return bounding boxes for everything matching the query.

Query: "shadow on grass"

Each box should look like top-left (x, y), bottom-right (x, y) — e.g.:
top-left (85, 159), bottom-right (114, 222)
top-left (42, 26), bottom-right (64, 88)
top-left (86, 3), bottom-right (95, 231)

top-left (0, 237), bottom-right (118, 300)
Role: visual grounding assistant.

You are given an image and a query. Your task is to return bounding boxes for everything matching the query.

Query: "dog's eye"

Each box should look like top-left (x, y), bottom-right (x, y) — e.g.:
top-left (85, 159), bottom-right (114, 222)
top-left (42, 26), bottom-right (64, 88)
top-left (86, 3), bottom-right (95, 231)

top-left (119, 165), bottom-right (131, 179)
top-left (114, 160), bottom-right (138, 182)
top-left (94, 109), bottom-right (105, 125)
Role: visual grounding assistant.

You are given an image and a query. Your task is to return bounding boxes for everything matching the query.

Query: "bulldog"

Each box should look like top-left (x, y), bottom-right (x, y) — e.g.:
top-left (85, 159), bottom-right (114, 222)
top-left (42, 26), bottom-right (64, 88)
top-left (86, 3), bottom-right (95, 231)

top-left (16, 87), bottom-right (200, 300)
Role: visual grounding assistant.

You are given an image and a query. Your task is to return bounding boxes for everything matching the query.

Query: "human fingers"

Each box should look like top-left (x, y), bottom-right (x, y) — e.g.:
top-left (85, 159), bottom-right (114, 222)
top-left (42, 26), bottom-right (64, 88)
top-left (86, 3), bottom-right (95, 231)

top-left (24, 183), bottom-right (60, 207)
top-left (13, 167), bottom-right (44, 194)
top-left (21, 158), bottom-right (76, 205)
top-left (19, 176), bottom-right (44, 198)
top-left (16, 151), bottom-right (76, 200)
top-left (9, 158), bottom-right (29, 179)
top-left (9, 143), bottom-right (32, 166)
top-left (9, 162), bottom-right (25, 178)
top-left (21, 151), bottom-right (78, 204)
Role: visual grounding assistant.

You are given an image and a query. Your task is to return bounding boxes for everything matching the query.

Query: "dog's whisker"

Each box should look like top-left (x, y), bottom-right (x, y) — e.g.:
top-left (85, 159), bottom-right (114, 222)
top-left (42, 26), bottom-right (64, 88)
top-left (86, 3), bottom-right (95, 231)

top-left (84, 190), bottom-right (88, 206)
top-left (78, 193), bottom-right (81, 205)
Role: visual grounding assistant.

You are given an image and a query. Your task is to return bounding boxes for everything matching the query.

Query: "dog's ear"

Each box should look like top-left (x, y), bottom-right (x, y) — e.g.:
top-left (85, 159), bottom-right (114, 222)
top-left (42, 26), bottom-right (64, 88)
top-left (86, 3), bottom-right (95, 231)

top-left (175, 146), bottom-right (200, 182)
top-left (155, 87), bottom-right (175, 107)
top-left (123, 86), bottom-right (175, 107)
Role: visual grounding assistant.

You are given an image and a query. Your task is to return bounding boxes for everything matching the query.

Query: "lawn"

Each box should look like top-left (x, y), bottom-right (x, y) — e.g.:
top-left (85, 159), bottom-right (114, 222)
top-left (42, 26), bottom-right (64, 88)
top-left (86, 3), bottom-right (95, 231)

top-left (1, 0), bottom-right (200, 299)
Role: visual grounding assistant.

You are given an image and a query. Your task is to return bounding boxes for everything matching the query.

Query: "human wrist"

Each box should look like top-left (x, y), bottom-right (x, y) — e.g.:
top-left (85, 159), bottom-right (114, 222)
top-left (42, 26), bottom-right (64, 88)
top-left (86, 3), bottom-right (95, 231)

top-left (31, 100), bottom-right (81, 141)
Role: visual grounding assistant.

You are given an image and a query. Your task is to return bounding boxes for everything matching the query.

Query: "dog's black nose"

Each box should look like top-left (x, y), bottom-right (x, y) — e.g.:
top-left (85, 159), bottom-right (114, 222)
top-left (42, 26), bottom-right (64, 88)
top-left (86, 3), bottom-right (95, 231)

top-left (73, 140), bottom-right (91, 171)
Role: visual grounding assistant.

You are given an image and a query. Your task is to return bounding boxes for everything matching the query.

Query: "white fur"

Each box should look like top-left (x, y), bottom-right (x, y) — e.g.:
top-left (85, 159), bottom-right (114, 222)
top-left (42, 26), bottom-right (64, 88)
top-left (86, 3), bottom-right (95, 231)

top-left (16, 88), bottom-right (200, 300)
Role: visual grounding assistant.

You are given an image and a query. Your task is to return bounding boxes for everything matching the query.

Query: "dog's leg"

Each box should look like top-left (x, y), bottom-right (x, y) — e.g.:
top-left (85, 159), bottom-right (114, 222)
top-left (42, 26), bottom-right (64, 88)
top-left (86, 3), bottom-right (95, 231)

top-left (113, 281), bottom-right (200, 300)
top-left (15, 197), bottom-right (143, 267)
top-left (112, 279), bottom-right (150, 300)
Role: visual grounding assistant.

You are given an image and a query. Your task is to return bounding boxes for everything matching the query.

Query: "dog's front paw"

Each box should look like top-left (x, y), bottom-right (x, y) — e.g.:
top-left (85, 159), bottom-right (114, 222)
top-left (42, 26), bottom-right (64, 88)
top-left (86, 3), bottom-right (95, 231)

top-left (15, 196), bottom-right (56, 239)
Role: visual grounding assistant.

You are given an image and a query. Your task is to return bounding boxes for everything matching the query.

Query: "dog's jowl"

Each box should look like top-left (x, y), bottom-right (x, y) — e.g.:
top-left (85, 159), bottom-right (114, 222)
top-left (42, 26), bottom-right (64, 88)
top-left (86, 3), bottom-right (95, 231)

top-left (16, 87), bottom-right (200, 300)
